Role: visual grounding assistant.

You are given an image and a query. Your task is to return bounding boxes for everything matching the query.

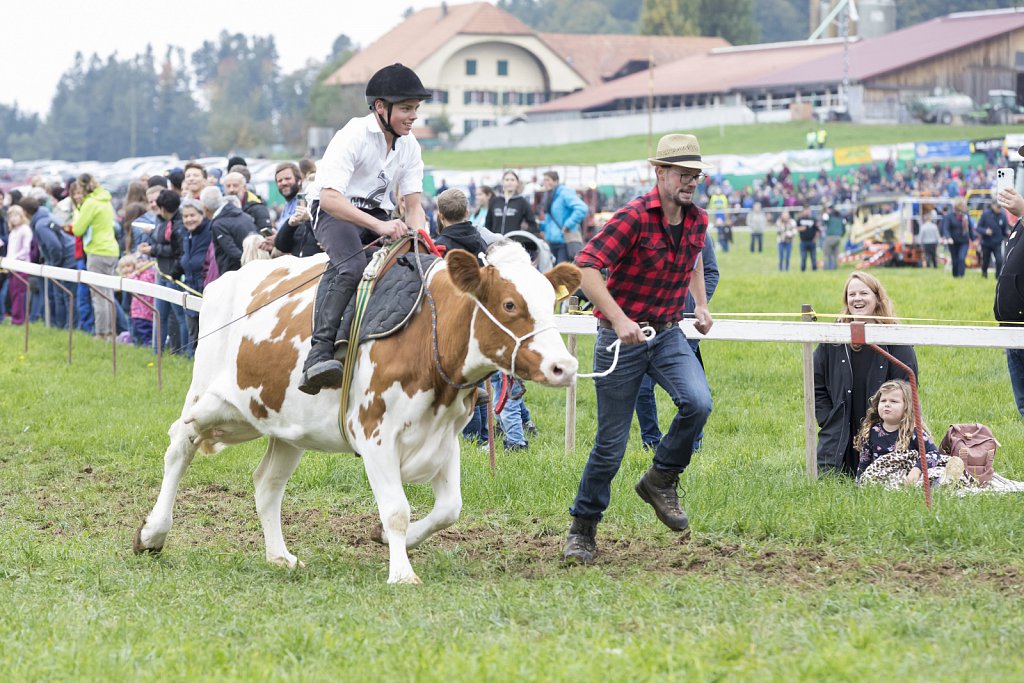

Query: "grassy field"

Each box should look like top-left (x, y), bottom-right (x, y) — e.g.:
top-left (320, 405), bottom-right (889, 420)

top-left (2, 245), bottom-right (1023, 681)
top-left (422, 121), bottom-right (1021, 169)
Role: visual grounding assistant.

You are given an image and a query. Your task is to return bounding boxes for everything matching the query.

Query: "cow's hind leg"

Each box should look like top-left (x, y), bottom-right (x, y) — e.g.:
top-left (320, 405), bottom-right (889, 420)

top-left (406, 446), bottom-right (462, 549)
top-left (134, 418), bottom-right (199, 554)
top-left (363, 455), bottom-right (419, 584)
top-left (253, 438), bottom-right (305, 568)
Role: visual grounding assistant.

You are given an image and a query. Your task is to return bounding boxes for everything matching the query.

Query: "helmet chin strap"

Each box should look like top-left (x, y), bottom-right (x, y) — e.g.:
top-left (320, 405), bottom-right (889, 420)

top-left (375, 101), bottom-right (401, 151)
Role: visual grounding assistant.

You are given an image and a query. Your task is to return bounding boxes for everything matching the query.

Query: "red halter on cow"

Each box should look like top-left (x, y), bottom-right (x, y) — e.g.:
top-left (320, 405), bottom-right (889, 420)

top-left (133, 242), bottom-right (581, 584)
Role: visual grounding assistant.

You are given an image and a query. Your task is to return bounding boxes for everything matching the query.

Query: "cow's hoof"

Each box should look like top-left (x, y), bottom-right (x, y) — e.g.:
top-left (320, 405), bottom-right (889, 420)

top-left (269, 554), bottom-right (305, 569)
top-left (369, 523), bottom-right (387, 545)
top-left (389, 574), bottom-right (422, 585)
top-left (132, 524), bottom-right (162, 555)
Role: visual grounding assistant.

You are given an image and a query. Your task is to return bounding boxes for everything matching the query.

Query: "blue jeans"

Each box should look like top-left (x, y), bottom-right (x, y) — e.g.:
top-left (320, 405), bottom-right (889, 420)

top-left (570, 326), bottom-right (712, 520)
top-left (750, 233), bottom-right (763, 252)
top-left (75, 258), bottom-right (94, 334)
top-left (634, 340), bottom-right (706, 451)
top-left (154, 296), bottom-right (172, 353)
top-left (462, 402), bottom-right (490, 444)
top-left (132, 318), bottom-right (153, 347)
top-left (1008, 348), bottom-right (1024, 418)
top-left (550, 242), bottom-right (568, 265)
top-left (800, 241), bottom-right (817, 271)
top-left (634, 374), bottom-right (662, 447)
top-left (778, 242), bottom-right (792, 271)
top-left (491, 373), bottom-right (527, 447)
top-left (949, 242), bottom-right (969, 277)
top-left (48, 281), bottom-right (71, 329)
top-left (29, 276), bottom-right (45, 322)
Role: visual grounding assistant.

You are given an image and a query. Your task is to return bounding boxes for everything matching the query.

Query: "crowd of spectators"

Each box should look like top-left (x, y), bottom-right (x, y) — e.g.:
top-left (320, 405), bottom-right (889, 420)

top-left (0, 156), bottom-right (320, 356)
top-left (0, 152), bottom-right (1016, 353)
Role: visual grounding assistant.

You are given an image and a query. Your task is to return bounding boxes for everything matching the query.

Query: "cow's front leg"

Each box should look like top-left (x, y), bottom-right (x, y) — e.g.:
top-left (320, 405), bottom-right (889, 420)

top-left (363, 454), bottom-right (419, 584)
top-left (406, 443), bottom-right (462, 549)
top-left (253, 438), bottom-right (305, 568)
top-left (134, 419), bottom-right (199, 554)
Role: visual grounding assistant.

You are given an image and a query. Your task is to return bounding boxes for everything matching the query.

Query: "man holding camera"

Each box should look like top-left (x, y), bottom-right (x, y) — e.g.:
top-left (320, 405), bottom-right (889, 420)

top-left (273, 162), bottom-right (320, 258)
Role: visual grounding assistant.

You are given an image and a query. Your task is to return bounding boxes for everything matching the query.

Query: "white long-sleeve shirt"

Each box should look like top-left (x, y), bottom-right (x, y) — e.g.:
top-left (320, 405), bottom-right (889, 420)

top-left (309, 113), bottom-right (423, 213)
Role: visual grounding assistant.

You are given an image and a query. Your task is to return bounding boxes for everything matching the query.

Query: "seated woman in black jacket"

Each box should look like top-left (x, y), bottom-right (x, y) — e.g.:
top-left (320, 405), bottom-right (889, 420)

top-left (813, 272), bottom-right (918, 477)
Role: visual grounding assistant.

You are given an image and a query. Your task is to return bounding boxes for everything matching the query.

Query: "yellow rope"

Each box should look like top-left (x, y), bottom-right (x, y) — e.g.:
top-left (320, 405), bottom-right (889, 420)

top-left (153, 264), bottom-right (203, 298)
top-left (561, 307), bottom-right (1020, 327)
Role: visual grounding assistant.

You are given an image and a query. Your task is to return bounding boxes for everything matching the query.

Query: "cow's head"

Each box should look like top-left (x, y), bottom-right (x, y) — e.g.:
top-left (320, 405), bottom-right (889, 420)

top-left (446, 242), bottom-right (581, 387)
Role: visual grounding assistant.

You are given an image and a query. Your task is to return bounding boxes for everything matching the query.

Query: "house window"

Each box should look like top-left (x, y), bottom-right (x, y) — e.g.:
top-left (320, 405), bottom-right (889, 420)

top-left (497, 60), bottom-right (508, 76)
top-left (466, 59), bottom-right (477, 76)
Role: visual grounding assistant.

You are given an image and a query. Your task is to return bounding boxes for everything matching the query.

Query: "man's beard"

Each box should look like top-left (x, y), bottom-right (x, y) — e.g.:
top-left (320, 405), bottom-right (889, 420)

top-left (281, 185), bottom-right (298, 201)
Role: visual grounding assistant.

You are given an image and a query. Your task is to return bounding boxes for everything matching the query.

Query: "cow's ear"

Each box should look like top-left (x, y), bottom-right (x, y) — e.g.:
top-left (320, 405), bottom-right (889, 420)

top-left (446, 249), bottom-right (482, 295)
top-left (545, 263), bottom-right (582, 301)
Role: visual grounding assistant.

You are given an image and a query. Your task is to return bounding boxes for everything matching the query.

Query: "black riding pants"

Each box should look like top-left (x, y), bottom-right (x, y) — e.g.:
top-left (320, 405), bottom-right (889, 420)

top-left (311, 201), bottom-right (384, 289)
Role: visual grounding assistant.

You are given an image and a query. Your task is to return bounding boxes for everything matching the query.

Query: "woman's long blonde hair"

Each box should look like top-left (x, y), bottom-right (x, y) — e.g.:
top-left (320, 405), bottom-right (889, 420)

top-left (838, 271), bottom-right (896, 324)
top-left (853, 379), bottom-right (927, 452)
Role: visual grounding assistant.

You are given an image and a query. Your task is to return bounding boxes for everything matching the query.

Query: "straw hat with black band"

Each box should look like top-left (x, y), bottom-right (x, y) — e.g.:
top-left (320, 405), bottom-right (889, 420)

top-left (648, 134), bottom-right (715, 171)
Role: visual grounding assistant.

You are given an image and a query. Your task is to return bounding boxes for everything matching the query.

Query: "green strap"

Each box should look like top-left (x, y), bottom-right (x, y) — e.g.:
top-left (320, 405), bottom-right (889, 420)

top-left (337, 237), bottom-right (412, 443)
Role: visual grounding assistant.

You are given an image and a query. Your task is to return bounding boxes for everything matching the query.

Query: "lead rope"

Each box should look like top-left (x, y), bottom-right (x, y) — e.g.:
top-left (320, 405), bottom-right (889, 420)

top-left (577, 326), bottom-right (657, 379)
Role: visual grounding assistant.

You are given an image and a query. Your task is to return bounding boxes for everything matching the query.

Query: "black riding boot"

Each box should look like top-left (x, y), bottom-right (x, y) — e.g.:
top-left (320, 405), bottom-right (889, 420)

top-left (298, 271), bottom-right (356, 395)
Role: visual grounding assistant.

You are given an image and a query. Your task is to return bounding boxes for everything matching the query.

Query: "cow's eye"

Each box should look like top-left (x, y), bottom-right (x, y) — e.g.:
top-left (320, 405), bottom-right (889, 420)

top-left (503, 300), bottom-right (516, 313)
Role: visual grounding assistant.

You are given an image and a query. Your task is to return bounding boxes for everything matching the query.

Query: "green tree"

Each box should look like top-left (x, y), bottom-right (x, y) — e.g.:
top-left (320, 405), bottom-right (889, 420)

top-left (0, 104), bottom-right (41, 159)
top-left (193, 32), bottom-right (282, 152)
top-left (43, 53), bottom-right (90, 160)
top-left (699, 0), bottom-right (758, 44)
top-left (755, 0), bottom-right (806, 43)
top-left (501, 0), bottom-right (640, 33)
top-left (307, 38), bottom-right (362, 129)
top-left (640, 0), bottom-right (700, 36)
top-left (154, 47), bottom-right (204, 157)
top-left (897, 0), bottom-right (1019, 28)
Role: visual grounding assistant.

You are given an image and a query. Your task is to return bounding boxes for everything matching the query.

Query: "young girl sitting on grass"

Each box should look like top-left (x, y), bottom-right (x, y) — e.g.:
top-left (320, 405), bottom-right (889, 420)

top-left (854, 380), bottom-right (966, 489)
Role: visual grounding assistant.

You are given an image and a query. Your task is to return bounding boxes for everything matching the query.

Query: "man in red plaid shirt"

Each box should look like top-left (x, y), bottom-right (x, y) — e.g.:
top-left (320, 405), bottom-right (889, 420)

top-left (564, 133), bottom-right (715, 565)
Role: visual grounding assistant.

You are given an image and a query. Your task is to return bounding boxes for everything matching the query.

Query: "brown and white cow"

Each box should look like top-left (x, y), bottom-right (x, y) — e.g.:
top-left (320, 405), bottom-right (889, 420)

top-left (134, 242), bottom-right (581, 584)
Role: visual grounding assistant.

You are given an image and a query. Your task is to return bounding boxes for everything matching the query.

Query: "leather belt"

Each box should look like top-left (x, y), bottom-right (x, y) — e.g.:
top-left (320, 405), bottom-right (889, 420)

top-left (597, 319), bottom-right (679, 331)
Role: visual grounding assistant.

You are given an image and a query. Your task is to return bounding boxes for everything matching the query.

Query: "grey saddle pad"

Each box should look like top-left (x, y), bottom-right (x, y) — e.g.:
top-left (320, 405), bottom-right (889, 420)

top-left (319, 252), bottom-right (440, 347)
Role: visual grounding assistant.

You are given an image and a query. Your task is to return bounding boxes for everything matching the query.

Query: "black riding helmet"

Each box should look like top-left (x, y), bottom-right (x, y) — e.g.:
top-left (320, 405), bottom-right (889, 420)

top-left (366, 63), bottom-right (432, 148)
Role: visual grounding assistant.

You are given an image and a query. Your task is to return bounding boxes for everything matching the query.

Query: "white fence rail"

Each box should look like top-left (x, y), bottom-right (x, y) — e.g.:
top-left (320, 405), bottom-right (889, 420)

top-left (5, 257), bottom-right (1022, 478)
top-left (2, 257), bottom-right (203, 313)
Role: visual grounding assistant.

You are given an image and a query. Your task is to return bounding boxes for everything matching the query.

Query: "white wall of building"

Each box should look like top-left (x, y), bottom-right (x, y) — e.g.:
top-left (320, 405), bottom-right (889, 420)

top-left (416, 35), bottom-right (587, 136)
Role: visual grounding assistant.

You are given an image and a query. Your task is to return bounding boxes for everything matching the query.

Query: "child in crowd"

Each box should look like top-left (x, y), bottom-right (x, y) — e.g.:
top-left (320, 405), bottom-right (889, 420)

top-left (854, 380), bottom-right (966, 488)
top-left (117, 253), bottom-right (156, 347)
top-left (5, 205), bottom-right (33, 325)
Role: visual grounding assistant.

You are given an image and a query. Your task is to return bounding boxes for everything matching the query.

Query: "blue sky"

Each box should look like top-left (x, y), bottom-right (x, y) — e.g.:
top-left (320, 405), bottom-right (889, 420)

top-left (0, 0), bottom-right (456, 115)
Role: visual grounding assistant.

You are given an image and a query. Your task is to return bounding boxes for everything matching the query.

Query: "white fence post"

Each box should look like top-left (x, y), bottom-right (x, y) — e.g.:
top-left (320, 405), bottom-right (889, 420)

top-left (801, 304), bottom-right (818, 480)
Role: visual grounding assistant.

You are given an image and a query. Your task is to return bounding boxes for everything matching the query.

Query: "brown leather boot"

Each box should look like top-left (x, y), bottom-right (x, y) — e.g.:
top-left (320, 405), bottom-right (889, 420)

top-left (635, 467), bottom-right (689, 533)
top-left (562, 516), bottom-right (598, 565)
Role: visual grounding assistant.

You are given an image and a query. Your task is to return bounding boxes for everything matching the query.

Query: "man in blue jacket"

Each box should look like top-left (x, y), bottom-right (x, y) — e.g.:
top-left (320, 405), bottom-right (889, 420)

top-left (20, 195), bottom-right (76, 328)
top-left (540, 170), bottom-right (588, 264)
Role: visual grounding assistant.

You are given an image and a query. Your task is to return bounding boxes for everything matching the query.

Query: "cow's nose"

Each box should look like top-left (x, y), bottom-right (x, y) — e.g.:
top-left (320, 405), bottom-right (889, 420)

top-left (543, 356), bottom-right (578, 385)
